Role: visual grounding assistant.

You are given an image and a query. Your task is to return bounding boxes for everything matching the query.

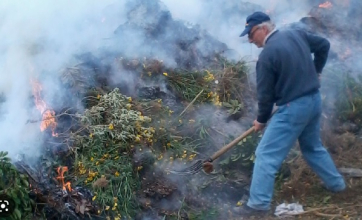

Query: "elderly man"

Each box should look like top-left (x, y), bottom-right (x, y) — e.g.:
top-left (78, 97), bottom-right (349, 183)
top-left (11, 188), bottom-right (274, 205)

top-left (235, 11), bottom-right (346, 217)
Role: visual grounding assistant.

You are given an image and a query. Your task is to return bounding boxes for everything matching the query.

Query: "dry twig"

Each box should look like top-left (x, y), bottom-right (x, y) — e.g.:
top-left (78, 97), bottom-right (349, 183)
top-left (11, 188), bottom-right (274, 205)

top-left (179, 89), bottom-right (204, 117)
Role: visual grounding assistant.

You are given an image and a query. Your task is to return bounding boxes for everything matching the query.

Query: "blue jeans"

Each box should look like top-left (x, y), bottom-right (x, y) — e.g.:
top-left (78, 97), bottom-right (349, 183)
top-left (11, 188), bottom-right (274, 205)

top-left (247, 91), bottom-right (345, 210)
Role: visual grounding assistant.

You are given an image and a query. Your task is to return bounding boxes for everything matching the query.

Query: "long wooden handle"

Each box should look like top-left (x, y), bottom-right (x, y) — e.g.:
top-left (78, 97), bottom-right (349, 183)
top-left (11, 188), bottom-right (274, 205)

top-left (209, 108), bottom-right (278, 162)
top-left (210, 126), bottom-right (255, 161)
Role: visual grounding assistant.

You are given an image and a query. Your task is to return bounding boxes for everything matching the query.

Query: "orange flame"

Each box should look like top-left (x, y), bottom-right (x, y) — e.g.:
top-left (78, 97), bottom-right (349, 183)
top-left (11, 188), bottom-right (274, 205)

top-left (319, 1), bottom-right (333, 8)
top-left (56, 166), bottom-right (72, 192)
top-left (31, 79), bottom-right (58, 137)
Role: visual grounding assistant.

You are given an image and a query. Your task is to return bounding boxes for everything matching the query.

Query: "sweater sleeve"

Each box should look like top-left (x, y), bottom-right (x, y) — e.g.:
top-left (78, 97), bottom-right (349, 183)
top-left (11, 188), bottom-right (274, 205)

top-left (304, 32), bottom-right (330, 73)
top-left (256, 56), bottom-right (275, 123)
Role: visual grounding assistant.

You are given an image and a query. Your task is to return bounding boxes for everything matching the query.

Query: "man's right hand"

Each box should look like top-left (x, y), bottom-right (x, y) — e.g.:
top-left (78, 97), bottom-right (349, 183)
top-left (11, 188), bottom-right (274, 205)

top-left (253, 120), bottom-right (266, 132)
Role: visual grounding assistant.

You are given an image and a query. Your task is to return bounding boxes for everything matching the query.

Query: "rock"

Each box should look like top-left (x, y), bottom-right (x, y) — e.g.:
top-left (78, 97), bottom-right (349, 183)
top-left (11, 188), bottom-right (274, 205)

top-left (338, 168), bottom-right (362, 177)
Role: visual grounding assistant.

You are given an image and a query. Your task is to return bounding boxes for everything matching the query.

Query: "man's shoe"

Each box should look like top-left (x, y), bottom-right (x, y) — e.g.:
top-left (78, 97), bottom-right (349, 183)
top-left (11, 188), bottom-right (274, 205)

top-left (321, 182), bottom-right (346, 193)
top-left (233, 204), bottom-right (269, 217)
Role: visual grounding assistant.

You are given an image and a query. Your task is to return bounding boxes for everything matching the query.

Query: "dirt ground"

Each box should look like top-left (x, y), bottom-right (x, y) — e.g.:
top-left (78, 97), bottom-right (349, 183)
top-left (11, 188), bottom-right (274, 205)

top-left (251, 129), bottom-right (362, 220)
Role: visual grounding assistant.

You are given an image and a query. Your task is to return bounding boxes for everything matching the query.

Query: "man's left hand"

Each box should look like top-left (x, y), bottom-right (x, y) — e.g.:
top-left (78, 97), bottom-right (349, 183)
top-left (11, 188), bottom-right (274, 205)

top-left (253, 120), bottom-right (266, 132)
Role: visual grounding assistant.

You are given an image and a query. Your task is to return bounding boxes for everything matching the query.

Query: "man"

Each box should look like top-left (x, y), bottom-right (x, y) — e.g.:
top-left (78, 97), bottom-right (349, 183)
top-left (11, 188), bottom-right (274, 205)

top-left (235, 11), bottom-right (346, 217)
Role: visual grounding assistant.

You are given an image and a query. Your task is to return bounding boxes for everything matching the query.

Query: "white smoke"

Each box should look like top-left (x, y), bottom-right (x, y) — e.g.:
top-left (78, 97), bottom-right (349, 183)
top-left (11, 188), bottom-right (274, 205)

top-left (0, 0), bottom-right (127, 158)
top-left (161, 0), bottom-right (315, 60)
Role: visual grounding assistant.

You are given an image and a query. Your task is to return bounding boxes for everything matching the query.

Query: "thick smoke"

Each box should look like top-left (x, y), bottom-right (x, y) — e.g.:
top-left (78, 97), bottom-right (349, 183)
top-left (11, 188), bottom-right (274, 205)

top-left (0, 0), bottom-right (127, 158)
top-left (162, 0), bottom-right (315, 60)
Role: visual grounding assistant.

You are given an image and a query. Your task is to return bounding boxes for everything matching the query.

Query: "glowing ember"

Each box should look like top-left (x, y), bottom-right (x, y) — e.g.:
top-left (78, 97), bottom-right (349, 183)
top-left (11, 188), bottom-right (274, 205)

top-left (31, 79), bottom-right (58, 137)
top-left (319, 1), bottom-right (333, 8)
top-left (56, 166), bottom-right (72, 192)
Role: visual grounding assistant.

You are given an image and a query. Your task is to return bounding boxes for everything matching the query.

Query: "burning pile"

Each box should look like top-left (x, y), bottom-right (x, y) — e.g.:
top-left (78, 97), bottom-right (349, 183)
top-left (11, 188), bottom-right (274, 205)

top-left (4, 0), bottom-right (362, 219)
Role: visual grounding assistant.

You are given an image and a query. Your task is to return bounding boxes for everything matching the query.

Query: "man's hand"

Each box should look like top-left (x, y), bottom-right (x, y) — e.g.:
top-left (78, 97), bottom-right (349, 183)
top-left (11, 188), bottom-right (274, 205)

top-left (253, 120), bottom-right (266, 132)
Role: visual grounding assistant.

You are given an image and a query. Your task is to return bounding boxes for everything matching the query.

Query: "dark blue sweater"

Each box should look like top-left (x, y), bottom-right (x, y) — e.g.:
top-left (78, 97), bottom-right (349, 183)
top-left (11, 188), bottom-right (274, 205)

top-left (256, 29), bottom-right (330, 123)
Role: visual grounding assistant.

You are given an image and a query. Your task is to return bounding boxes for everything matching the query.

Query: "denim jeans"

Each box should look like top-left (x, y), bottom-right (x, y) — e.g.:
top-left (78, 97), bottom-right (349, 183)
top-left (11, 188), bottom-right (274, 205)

top-left (247, 91), bottom-right (345, 210)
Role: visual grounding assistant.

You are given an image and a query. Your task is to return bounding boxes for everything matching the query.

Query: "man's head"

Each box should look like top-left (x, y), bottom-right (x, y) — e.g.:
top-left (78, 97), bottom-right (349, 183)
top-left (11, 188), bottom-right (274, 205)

top-left (240, 11), bottom-right (275, 48)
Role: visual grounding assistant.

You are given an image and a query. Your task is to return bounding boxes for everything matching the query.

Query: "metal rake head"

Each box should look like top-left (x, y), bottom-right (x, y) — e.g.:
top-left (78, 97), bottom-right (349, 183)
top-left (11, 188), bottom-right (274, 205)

top-left (168, 159), bottom-right (204, 175)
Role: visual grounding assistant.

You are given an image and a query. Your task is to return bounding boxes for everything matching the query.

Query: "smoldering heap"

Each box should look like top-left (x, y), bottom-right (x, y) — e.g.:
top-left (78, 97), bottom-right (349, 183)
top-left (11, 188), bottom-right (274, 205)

top-left (2, 0), bottom-right (362, 220)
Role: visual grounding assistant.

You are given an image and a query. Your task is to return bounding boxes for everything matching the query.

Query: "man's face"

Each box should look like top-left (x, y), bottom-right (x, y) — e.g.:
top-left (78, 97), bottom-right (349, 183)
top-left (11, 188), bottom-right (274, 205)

top-left (248, 25), bottom-right (268, 48)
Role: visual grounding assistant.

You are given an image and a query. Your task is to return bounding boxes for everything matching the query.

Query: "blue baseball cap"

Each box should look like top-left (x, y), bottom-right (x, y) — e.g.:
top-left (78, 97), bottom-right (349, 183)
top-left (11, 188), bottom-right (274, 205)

top-left (240, 11), bottom-right (271, 37)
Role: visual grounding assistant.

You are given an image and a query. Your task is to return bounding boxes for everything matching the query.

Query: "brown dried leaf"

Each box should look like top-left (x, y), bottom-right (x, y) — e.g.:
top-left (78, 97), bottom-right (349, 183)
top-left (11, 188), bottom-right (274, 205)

top-left (92, 176), bottom-right (109, 188)
top-left (75, 204), bottom-right (80, 214)
top-left (80, 199), bottom-right (87, 214)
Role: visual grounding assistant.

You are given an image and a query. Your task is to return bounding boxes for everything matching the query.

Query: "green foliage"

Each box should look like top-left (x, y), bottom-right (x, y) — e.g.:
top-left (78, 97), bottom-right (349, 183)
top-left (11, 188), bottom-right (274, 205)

top-left (0, 151), bottom-right (32, 220)
top-left (165, 69), bottom-right (213, 102)
top-left (186, 208), bottom-right (218, 220)
top-left (219, 133), bottom-right (261, 170)
top-left (334, 72), bottom-right (362, 128)
top-left (222, 99), bottom-right (243, 115)
top-left (71, 88), bottom-right (155, 218)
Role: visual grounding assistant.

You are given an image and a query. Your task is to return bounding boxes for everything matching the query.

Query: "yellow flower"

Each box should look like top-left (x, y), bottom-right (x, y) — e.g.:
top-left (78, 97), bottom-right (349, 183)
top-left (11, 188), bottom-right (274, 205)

top-left (137, 166), bottom-right (143, 171)
top-left (163, 72), bottom-right (168, 76)
top-left (203, 70), bottom-right (215, 82)
top-left (97, 94), bottom-right (101, 99)
top-left (90, 157), bottom-right (94, 161)
top-left (112, 206), bottom-right (117, 211)
top-left (147, 72), bottom-right (152, 77)
top-left (126, 103), bottom-right (131, 110)
top-left (157, 99), bottom-right (162, 103)
top-left (167, 143), bottom-right (171, 147)
top-left (128, 97), bottom-right (132, 102)
top-left (89, 133), bottom-right (93, 138)
top-left (135, 136), bottom-right (141, 142)
top-left (88, 171), bottom-right (98, 178)
top-left (108, 124), bottom-right (114, 130)
top-left (115, 217), bottom-right (121, 220)
top-left (237, 201), bottom-right (242, 206)
top-left (105, 206), bottom-right (110, 210)
top-left (115, 171), bottom-right (120, 177)
top-left (96, 161), bottom-right (99, 166)
top-left (188, 154), bottom-right (196, 161)
top-left (92, 196), bottom-right (97, 201)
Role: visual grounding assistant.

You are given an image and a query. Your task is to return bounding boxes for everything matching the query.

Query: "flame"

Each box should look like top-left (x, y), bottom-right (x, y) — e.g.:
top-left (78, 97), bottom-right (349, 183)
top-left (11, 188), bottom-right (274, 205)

top-left (56, 166), bottom-right (72, 192)
top-left (319, 1), bottom-right (333, 8)
top-left (31, 79), bottom-right (58, 137)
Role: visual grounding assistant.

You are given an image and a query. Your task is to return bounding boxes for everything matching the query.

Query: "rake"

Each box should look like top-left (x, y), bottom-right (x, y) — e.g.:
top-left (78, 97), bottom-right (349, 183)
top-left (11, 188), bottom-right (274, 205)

top-left (168, 125), bottom-right (256, 175)
top-left (169, 109), bottom-right (277, 175)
